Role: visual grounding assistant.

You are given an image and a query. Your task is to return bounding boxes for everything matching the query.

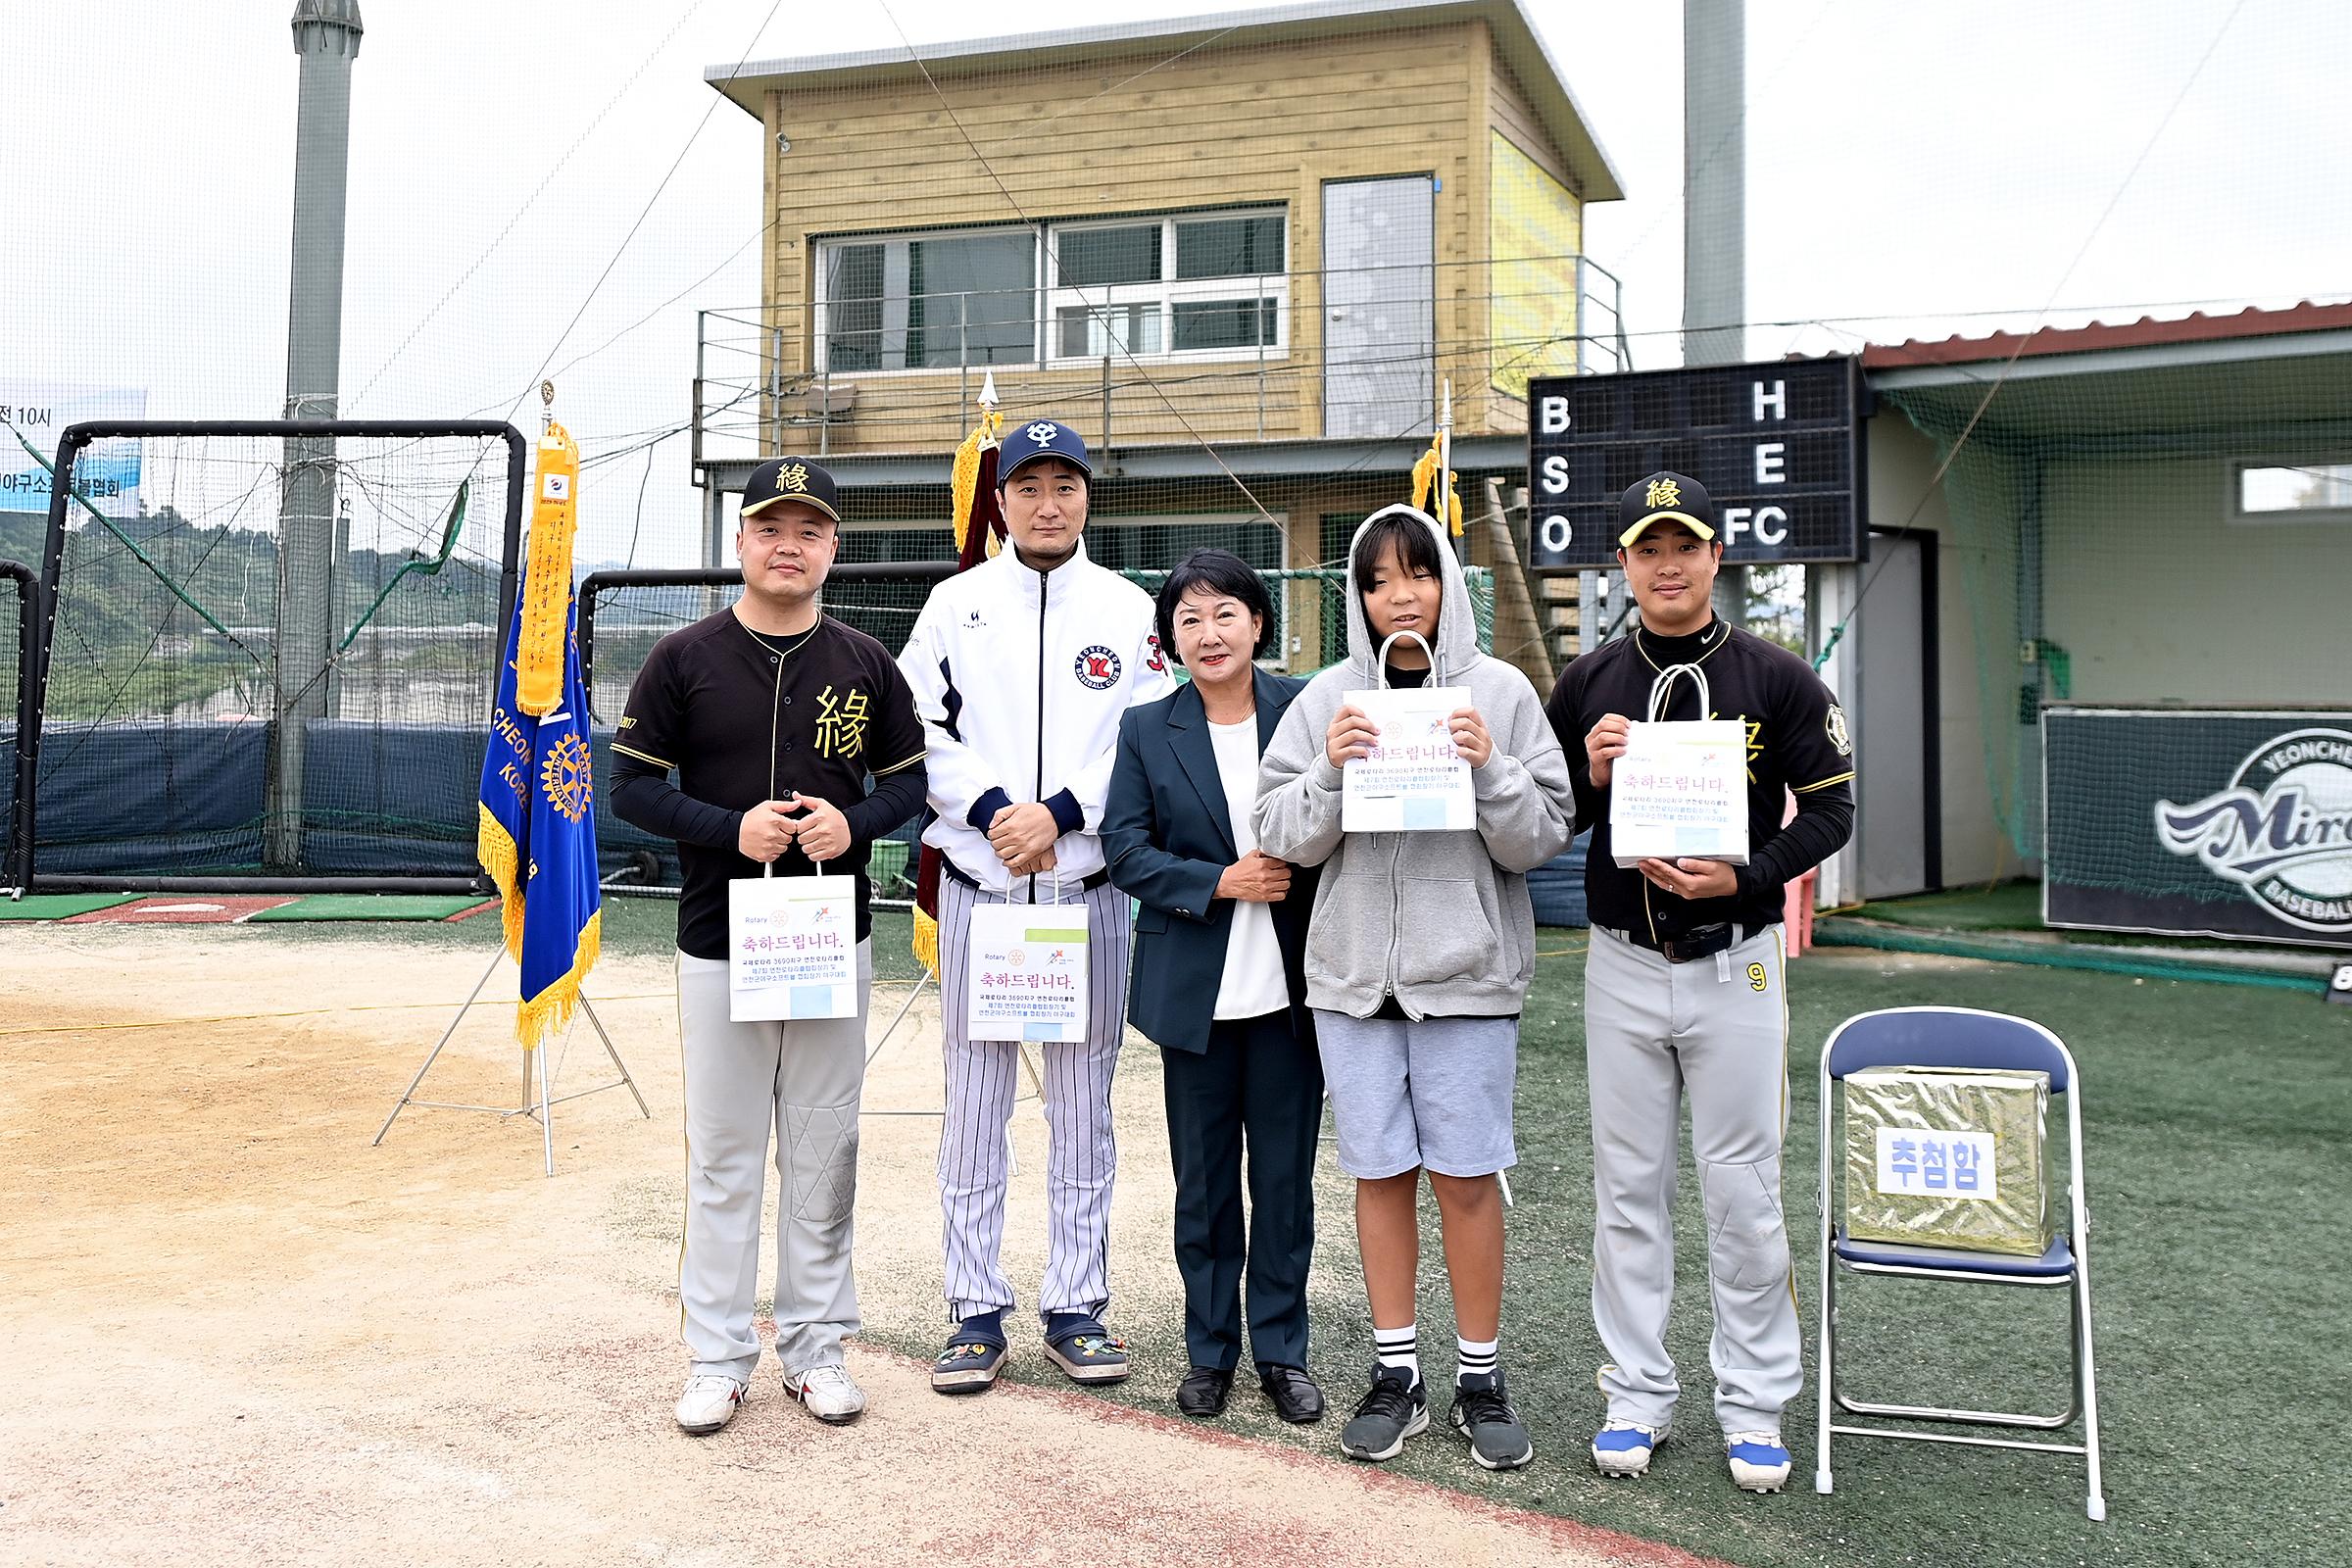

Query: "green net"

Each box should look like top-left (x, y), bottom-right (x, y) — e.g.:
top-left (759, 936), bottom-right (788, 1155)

top-left (1879, 354), bottom-right (2352, 876)
top-left (20, 427), bottom-right (518, 880)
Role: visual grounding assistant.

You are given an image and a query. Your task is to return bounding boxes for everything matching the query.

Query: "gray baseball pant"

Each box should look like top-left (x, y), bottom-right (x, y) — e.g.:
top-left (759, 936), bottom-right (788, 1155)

top-left (675, 941), bottom-right (871, 1381)
top-left (1583, 923), bottom-right (1799, 1434)
top-left (934, 873), bottom-right (1132, 1324)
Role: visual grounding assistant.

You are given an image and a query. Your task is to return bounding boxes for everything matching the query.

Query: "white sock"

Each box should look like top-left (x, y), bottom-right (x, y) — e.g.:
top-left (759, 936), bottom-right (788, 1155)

top-left (1373, 1322), bottom-right (1420, 1387)
top-left (1456, 1334), bottom-right (1499, 1385)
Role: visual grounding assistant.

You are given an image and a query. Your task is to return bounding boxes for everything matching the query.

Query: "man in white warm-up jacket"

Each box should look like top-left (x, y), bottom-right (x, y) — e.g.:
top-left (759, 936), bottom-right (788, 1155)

top-left (898, 416), bottom-right (1173, 1396)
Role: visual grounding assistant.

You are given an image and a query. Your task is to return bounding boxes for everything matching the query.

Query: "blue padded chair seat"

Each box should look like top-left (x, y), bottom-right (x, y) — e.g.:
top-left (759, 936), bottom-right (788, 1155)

top-left (1835, 1230), bottom-right (2074, 1279)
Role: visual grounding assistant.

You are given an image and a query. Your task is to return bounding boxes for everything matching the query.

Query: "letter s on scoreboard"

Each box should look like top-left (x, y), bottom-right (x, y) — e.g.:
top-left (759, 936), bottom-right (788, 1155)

top-left (1540, 454), bottom-right (1569, 495)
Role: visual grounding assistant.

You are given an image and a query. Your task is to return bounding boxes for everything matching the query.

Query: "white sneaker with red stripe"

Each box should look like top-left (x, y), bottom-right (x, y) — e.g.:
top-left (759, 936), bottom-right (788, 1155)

top-left (674, 1374), bottom-right (747, 1435)
top-left (784, 1362), bottom-right (867, 1424)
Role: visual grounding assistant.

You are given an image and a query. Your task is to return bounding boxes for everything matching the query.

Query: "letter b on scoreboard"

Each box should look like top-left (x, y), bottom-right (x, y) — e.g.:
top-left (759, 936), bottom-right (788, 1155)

top-left (1525, 356), bottom-right (1868, 569)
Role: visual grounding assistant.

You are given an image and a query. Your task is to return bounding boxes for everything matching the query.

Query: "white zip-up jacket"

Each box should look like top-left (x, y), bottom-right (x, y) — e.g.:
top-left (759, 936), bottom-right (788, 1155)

top-left (899, 539), bottom-right (1175, 893)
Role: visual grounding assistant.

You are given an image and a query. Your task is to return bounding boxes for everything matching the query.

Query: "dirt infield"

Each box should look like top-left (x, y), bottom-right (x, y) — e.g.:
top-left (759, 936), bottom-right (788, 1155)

top-left (0, 927), bottom-right (1720, 1568)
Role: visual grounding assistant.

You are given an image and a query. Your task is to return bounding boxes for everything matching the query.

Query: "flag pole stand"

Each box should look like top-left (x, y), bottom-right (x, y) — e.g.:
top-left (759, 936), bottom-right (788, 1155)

top-left (372, 946), bottom-right (650, 1177)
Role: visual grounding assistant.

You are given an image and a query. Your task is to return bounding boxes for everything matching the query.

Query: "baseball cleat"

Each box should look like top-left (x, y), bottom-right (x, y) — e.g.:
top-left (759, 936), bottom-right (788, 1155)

top-left (1339, 1364), bottom-right (1430, 1461)
top-left (783, 1363), bottom-right (866, 1424)
top-left (1043, 1321), bottom-right (1130, 1384)
top-left (932, 1335), bottom-right (1006, 1395)
top-left (1726, 1432), bottom-right (1792, 1494)
top-left (1592, 1418), bottom-right (1668, 1477)
top-left (1447, 1371), bottom-right (1535, 1470)
top-left (674, 1374), bottom-right (747, 1435)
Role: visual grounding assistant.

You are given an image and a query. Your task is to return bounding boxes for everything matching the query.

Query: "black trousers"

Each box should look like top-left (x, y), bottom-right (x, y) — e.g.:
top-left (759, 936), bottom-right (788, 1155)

top-left (1160, 1008), bottom-right (1324, 1372)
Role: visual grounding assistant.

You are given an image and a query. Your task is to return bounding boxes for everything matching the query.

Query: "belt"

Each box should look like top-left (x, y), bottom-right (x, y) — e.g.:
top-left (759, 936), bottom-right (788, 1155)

top-left (941, 858), bottom-right (1110, 895)
top-left (1609, 922), bottom-right (1757, 964)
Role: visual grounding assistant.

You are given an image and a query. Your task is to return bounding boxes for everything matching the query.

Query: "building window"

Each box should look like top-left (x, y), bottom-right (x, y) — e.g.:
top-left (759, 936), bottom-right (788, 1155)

top-left (2233, 459), bottom-right (2352, 521)
top-left (1047, 208), bottom-right (1287, 364)
top-left (814, 208), bottom-right (1287, 372)
top-left (815, 228), bottom-right (1040, 371)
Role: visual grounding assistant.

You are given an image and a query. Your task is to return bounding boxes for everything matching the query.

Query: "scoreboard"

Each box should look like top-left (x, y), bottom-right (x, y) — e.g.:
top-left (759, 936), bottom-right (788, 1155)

top-left (1525, 356), bottom-right (1868, 568)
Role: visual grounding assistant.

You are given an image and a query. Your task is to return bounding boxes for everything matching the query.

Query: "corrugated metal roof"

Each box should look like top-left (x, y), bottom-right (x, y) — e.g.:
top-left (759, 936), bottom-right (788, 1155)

top-left (1863, 301), bottom-right (2352, 369)
top-left (705, 0), bottom-right (1624, 202)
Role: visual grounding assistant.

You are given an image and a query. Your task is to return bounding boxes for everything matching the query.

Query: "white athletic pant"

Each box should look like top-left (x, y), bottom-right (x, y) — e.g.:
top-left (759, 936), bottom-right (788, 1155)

top-left (1583, 924), bottom-right (1800, 1434)
top-left (675, 942), bottom-right (870, 1380)
top-left (934, 873), bottom-right (1132, 1324)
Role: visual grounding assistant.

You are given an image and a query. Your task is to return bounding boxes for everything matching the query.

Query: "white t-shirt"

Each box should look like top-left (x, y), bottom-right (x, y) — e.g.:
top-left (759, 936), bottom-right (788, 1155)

top-left (1208, 715), bottom-right (1292, 1021)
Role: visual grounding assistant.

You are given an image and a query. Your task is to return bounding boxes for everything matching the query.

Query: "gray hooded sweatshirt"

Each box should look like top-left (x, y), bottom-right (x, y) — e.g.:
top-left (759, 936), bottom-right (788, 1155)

top-left (1253, 506), bottom-right (1576, 1020)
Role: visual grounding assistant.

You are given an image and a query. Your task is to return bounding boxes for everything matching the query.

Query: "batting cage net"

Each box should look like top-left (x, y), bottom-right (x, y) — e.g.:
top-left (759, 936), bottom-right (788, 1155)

top-left (14, 421), bottom-right (523, 889)
top-left (1877, 354), bottom-right (2352, 887)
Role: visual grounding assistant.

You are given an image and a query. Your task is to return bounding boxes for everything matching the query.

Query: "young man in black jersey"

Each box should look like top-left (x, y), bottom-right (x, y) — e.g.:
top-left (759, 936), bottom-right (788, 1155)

top-left (611, 457), bottom-right (927, 1436)
top-left (1545, 472), bottom-right (1855, 1495)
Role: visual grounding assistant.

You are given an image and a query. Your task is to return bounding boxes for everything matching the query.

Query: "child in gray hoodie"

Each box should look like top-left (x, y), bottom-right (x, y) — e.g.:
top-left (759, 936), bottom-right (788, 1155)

top-left (1254, 505), bottom-right (1575, 1471)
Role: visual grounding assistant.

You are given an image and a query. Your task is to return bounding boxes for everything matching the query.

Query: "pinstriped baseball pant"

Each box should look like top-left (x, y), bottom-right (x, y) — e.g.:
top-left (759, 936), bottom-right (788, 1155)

top-left (934, 873), bottom-right (1133, 1324)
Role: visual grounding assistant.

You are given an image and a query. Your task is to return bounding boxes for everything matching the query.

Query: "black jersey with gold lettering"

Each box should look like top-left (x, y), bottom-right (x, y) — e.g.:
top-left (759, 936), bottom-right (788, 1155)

top-left (612, 609), bottom-right (926, 959)
top-left (1545, 617), bottom-right (1855, 939)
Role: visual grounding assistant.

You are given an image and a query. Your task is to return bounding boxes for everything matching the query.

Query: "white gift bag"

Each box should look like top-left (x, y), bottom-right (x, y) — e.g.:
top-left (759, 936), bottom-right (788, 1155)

top-left (1342, 631), bottom-right (1477, 834)
top-left (727, 862), bottom-right (858, 1022)
top-left (963, 870), bottom-right (1091, 1043)
top-left (1609, 662), bottom-right (1750, 867)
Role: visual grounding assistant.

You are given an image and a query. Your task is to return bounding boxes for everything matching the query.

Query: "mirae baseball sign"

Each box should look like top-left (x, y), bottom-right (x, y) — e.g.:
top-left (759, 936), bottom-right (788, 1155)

top-left (2043, 710), bottom-right (2352, 946)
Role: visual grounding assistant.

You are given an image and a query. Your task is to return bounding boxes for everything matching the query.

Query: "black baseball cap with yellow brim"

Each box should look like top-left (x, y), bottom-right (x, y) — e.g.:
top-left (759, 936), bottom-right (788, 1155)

top-left (1617, 470), bottom-right (1717, 548)
top-left (741, 457), bottom-right (841, 524)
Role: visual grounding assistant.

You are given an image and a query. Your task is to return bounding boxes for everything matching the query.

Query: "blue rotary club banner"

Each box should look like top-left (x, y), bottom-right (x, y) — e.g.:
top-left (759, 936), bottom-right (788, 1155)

top-left (476, 590), bottom-right (602, 1046)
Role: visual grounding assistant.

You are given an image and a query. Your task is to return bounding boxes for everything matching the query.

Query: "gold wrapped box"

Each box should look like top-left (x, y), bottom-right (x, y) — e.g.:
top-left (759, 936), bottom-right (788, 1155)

top-left (1843, 1066), bottom-right (2055, 1257)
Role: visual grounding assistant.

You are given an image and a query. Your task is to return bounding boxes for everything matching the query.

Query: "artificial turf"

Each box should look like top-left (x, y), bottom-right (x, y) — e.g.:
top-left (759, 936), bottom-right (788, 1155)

top-left (856, 936), bottom-right (2351, 1568)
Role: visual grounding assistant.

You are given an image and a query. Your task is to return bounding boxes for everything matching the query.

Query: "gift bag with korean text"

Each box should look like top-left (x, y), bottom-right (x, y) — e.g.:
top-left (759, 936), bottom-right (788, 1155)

top-left (728, 863), bottom-right (858, 1021)
top-left (963, 872), bottom-right (1090, 1043)
top-left (1609, 661), bottom-right (1749, 866)
top-left (1342, 631), bottom-right (1477, 833)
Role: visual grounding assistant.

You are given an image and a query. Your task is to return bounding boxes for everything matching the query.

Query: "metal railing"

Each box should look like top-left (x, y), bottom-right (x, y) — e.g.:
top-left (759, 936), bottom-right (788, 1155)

top-left (691, 252), bottom-right (1627, 467)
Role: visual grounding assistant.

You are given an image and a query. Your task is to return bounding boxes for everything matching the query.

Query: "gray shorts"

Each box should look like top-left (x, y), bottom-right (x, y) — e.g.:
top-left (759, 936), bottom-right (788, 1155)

top-left (1313, 1009), bottom-right (1519, 1179)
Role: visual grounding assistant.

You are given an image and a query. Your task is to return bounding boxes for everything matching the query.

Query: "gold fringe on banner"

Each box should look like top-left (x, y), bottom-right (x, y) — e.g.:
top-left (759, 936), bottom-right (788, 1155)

top-left (476, 801), bottom-right (526, 962)
top-left (948, 409), bottom-right (1003, 556)
top-left (516, 910), bottom-right (602, 1048)
top-left (1410, 439), bottom-right (1464, 537)
top-left (516, 421), bottom-right (581, 716)
top-left (911, 906), bottom-right (940, 977)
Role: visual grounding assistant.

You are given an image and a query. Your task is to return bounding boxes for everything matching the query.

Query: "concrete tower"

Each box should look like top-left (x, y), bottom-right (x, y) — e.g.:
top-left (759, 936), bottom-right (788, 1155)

top-left (269, 0), bottom-right (364, 868)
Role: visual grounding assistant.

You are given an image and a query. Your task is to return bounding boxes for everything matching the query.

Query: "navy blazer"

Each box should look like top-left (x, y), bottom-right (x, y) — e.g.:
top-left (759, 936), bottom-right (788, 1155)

top-left (1102, 667), bottom-right (1319, 1054)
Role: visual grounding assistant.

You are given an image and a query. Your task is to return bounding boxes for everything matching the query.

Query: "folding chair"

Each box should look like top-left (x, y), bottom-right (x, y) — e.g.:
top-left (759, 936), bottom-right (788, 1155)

top-left (1815, 1006), bottom-right (2106, 1521)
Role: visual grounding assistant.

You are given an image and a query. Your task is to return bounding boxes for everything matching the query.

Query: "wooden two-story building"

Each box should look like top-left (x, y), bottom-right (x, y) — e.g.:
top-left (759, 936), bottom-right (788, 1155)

top-left (693, 0), bottom-right (1624, 664)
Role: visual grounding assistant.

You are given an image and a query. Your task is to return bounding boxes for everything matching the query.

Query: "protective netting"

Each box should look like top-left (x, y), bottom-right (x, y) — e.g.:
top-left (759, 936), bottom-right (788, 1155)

top-left (21, 427), bottom-right (518, 879)
top-left (1879, 351), bottom-right (2352, 877)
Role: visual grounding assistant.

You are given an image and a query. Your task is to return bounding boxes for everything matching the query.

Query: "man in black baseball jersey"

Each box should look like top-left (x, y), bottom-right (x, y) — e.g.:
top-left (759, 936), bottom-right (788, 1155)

top-left (1545, 471), bottom-right (1854, 1495)
top-left (612, 456), bottom-right (927, 1436)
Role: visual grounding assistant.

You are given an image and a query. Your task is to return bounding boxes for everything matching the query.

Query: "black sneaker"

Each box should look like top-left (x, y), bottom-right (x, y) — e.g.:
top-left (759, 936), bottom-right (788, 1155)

top-left (1338, 1364), bottom-right (1429, 1461)
top-left (1448, 1371), bottom-right (1535, 1470)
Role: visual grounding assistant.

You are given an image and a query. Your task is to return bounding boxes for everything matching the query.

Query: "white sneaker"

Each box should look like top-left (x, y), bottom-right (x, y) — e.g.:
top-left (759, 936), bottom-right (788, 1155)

top-left (784, 1362), bottom-right (867, 1425)
top-left (1726, 1431), bottom-right (1793, 1494)
top-left (674, 1374), bottom-right (746, 1435)
top-left (1592, 1417), bottom-right (1668, 1477)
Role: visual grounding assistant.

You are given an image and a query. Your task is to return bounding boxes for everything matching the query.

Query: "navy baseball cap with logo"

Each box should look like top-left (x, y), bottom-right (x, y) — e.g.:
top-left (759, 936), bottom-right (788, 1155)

top-left (1617, 469), bottom-right (1718, 548)
top-left (999, 417), bottom-right (1093, 484)
top-left (742, 456), bottom-right (841, 524)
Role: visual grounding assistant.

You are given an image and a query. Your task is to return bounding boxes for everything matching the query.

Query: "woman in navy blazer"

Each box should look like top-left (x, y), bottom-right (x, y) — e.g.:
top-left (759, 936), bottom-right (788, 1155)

top-left (1102, 550), bottom-right (1325, 1426)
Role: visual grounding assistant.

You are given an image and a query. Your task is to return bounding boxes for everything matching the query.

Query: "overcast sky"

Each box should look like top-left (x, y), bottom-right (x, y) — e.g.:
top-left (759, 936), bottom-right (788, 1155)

top-left (9, 0), bottom-right (2345, 563)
